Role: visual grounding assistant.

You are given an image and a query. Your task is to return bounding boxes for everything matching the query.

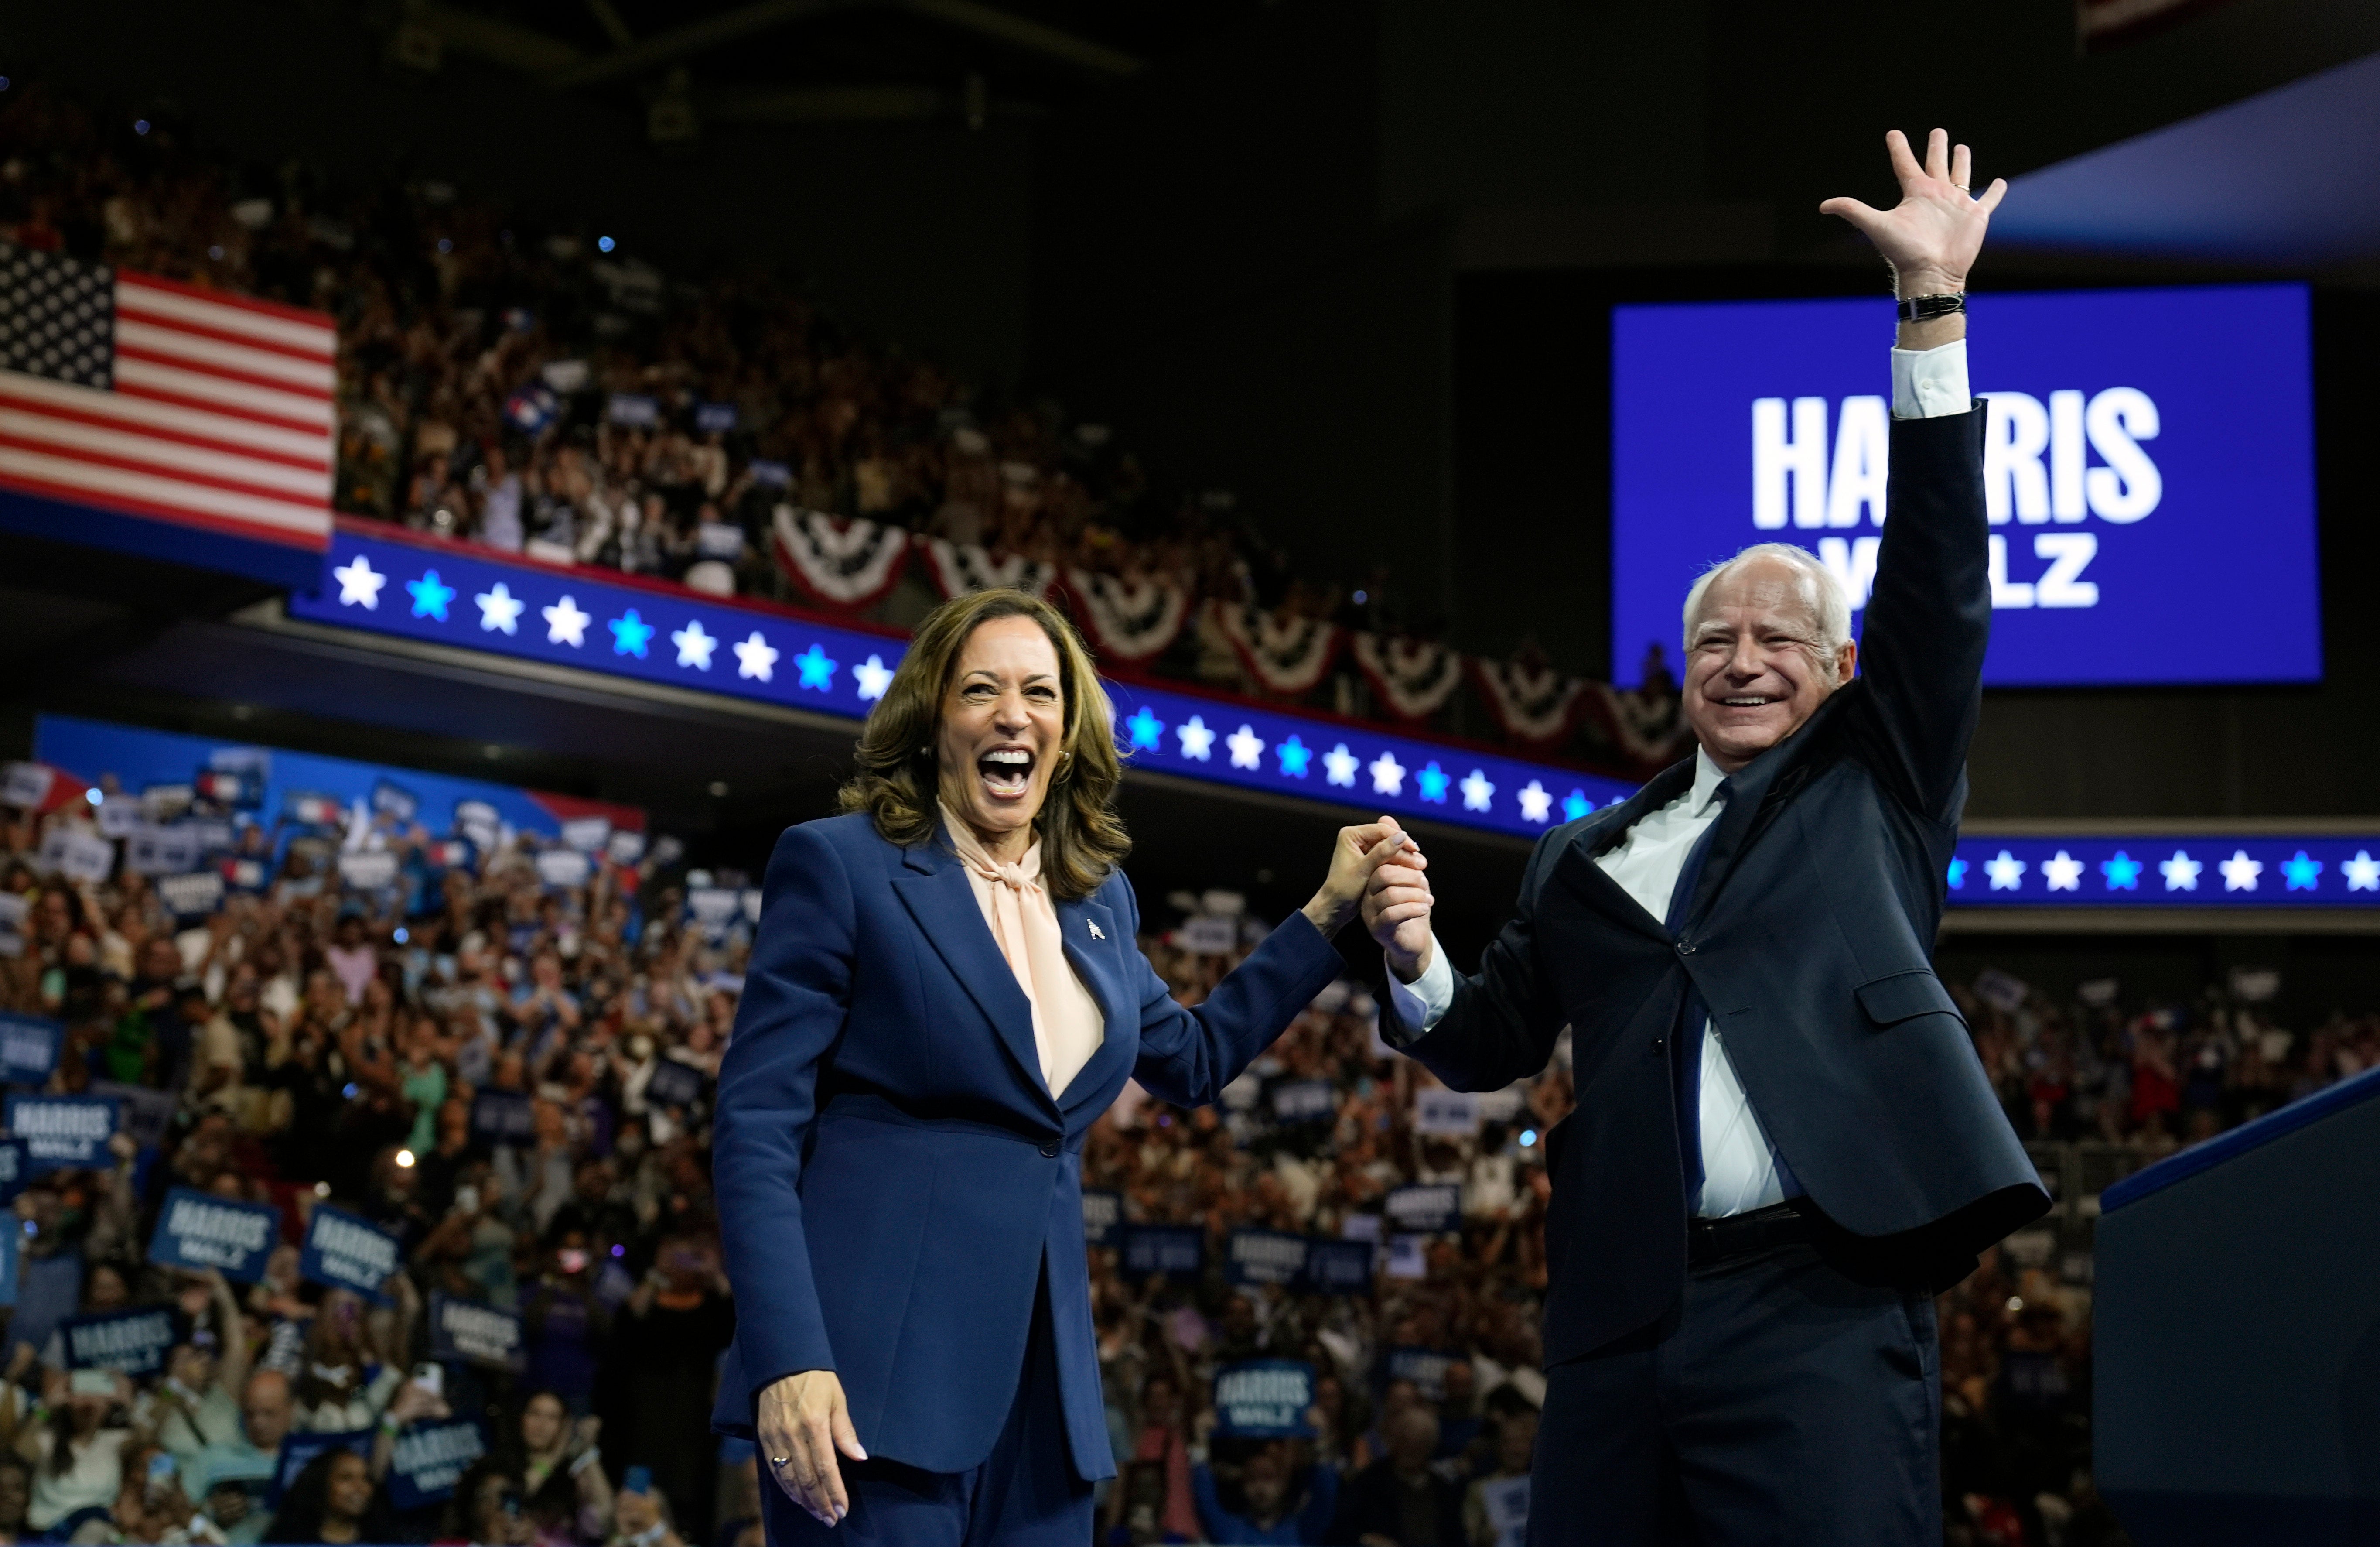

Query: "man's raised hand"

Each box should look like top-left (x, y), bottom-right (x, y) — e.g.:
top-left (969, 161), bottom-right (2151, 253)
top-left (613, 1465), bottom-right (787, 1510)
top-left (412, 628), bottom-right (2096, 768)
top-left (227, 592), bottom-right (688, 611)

top-left (1820, 128), bottom-right (2004, 299)
top-left (1360, 815), bottom-right (1435, 984)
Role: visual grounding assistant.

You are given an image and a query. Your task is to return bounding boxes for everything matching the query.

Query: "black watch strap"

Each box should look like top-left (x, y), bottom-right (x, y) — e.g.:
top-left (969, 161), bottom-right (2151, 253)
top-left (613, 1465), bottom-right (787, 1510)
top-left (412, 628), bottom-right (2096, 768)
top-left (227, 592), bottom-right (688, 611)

top-left (1897, 291), bottom-right (1966, 325)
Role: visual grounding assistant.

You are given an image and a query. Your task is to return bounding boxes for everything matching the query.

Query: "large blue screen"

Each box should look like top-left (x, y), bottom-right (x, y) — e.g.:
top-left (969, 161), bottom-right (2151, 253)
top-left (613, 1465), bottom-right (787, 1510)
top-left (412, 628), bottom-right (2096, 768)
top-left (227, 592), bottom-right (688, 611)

top-left (1610, 284), bottom-right (2319, 688)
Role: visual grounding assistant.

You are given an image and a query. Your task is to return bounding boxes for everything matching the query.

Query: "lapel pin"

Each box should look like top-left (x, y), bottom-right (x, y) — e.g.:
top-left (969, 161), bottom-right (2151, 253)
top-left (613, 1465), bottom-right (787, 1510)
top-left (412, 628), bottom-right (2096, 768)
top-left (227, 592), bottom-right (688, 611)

top-left (1088, 921), bottom-right (1105, 941)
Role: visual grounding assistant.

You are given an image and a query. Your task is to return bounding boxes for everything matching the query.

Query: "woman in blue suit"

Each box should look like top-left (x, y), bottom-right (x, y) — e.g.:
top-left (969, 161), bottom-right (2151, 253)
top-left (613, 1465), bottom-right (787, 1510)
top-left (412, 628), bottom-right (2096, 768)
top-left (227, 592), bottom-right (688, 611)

top-left (710, 588), bottom-right (1427, 1545)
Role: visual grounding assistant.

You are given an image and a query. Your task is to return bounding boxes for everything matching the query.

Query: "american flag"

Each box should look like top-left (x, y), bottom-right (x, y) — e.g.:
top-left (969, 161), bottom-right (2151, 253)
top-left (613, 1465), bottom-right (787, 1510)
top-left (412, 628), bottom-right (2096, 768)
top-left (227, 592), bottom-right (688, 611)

top-left (0, 240), bottom-right (335, 551)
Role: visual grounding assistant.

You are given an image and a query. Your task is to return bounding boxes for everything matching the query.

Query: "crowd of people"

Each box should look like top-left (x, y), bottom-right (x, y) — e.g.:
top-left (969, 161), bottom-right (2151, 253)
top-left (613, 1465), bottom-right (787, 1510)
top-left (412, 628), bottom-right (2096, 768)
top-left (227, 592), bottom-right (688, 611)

top-left (0, 80), bottom-right (1688, 777)
top-left (5, 759), bottom-right (2369, 1545)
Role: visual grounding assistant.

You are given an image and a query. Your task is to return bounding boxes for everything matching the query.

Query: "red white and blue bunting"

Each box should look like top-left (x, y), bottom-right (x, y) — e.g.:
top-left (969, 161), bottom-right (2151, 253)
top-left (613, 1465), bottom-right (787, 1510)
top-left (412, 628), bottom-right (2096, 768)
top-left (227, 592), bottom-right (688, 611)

top-left (921, 539), bottom-right (1055, 601)
top-left (1350, 633), bottom-right (1464, 722)
top-left (1469, 657), bottom-right (1588, 746)
top-left (771, 508), bottom-right (910, 609)
top-left (1065, 569), bottom-right (1190, 664)
top-left (1207, 600), bottom-right (1342, 698)
top-left (1580, 681), bottom-right (1695, 771)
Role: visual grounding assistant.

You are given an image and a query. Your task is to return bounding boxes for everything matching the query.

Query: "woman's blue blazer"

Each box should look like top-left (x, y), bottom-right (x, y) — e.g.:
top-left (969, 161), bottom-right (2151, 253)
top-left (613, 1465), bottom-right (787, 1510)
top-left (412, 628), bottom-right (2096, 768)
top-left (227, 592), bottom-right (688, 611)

top-left (707, 813), bottom-right (1346, 1479)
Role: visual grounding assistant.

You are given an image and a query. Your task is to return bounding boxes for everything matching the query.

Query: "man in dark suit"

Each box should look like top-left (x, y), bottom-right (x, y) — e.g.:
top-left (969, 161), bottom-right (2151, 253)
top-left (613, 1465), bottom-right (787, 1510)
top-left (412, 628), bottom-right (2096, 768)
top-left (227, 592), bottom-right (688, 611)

top-left (1358, 129), bottom-right (2050, 1546)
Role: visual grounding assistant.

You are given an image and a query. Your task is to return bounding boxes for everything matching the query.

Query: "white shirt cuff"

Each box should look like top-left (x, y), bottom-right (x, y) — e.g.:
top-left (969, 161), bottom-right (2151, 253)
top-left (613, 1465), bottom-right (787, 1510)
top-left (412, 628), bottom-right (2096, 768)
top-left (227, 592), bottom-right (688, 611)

top-left (1890, 338), bottom-right (1969, 419)
top-left (1383, 936), bottom-right (1455, 1044)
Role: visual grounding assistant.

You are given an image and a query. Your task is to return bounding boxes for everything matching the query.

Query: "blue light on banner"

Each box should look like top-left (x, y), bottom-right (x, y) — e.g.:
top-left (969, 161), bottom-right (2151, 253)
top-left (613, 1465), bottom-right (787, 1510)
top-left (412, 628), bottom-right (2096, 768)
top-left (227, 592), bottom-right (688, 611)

top-left (1611, 284), bottom-right (2319, 688)
top-left (1946, 838), bottom-right (2380, 910)
top-left (290, 530), bottom-right (1641, 839)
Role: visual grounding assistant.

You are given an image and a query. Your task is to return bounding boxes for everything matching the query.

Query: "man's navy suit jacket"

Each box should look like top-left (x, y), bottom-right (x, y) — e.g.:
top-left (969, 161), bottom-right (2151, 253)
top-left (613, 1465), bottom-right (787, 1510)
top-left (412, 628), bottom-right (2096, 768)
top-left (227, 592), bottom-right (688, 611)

top-left (1389, 404), bottom-right (2049, 1368)
top-left (707, 812), bottom-right (1345, 1479)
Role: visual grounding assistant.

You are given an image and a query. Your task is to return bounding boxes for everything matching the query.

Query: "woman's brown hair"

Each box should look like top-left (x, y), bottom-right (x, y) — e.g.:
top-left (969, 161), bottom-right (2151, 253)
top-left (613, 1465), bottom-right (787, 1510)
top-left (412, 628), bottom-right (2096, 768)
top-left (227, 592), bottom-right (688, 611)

top-left (838, 589), bottom-right (1130, 899)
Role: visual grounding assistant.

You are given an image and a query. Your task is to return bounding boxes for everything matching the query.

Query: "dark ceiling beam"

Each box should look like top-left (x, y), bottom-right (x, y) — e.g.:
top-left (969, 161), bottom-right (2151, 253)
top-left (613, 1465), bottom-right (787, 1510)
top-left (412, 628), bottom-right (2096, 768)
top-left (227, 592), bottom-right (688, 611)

top-left (408, 0), bottom-right (588, 74)
top-left (705, 83), bottom-right (948, 123)
top-left (898, 0), bottom-right (1142, 75)
top-left (540, 0), bottom-right (872, 90)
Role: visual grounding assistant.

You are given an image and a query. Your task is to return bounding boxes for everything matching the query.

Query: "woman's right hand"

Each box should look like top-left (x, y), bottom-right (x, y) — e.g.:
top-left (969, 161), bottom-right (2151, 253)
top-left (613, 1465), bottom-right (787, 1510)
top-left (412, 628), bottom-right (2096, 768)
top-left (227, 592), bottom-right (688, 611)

top-left (1301, 820), bottom-right (1409, 938)
top-left (757, 1369), bottom-right (868, 1526)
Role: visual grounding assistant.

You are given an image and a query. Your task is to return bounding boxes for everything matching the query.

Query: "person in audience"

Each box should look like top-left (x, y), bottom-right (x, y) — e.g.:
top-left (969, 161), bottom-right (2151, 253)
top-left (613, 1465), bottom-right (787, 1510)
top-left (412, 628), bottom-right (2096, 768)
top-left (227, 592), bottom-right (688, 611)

top-left (606, 1471), bottom-right (685, 1547)
top-left (20, 1368), bottom-right (145, 1537)
top-left (1331, 1407), bottom-right (1464, 1547)
top-left (1192, 1445), bottom-right (1340, 1545)
top-left (1461, 1408), bottom-right (1536, 1547)
top-left (263, 1446), bottom-right (382, 1545)
top-left (440, 1461), bottom-right (536, 1547)
top-left (0, 1455), bottom-right (34, 1544)
top-left (498, 1390), bottom-right (614, 1544)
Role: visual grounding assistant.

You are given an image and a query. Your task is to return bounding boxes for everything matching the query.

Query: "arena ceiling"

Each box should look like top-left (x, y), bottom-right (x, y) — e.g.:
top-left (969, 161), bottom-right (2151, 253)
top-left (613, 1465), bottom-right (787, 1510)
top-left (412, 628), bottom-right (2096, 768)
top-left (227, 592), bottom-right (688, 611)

top-left (394, 0), bottom-right (1271, 131)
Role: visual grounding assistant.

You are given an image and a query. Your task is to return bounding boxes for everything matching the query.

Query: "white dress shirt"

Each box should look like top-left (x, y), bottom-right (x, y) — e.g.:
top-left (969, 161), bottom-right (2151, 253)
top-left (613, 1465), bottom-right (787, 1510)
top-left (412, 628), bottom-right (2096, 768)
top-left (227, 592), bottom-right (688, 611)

top-left (1387, 339), bottom-right (1971, 1218)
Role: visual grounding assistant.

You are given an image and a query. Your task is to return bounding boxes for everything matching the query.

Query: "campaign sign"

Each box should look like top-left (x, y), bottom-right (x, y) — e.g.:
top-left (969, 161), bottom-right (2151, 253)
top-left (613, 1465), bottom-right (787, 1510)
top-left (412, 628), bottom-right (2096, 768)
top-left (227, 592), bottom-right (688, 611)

top-left (0, 1210), bottom-right (15, 1306)
top-left (157, 870), bottom-right (226, 921)
top-left (1414, 1088), bottom-right (1481, 1136)
top-left (268, 1431), bottom-right (373, 1507)
top-left (470, 1089), bottom-right (536, 1147)
top-left (63, 1306), bottom-right (180, 1375)
top-left (1212, 1360), bottom-right (1315, 1439)
top-left (535, 849), bottom-right (591, 889)
top-left (429, 1293), bottom-right (526, 1372)
top-left (89, 1082), bottom-right (174, 1150)
top-left (1082, 1189), bottom-right (1122, 1246)
top-left (300, 1205), bottom-right (401, 1302)
top-left (1384, 1183), bottom-right (1461, 1234)
top-left (1301, 1238), bottom-right (1375, 1294)
top-left (1225, 1229), bottom-right (1309, 1287)
top-left (645, 1057), bottom-right (705, 1110)
top-left (148, 1188), bottom-right (280, 1282)
top-left (385, 1419), bottom-right (488, 1511)
top-left (7, 1094), bottom-right (117, 1171)
top-left (1480, 1475), bottom-right (1531, 1547)
top-left (1269, 1079), bottom-right (1335, 1124)
top-left (1385, 1346), bottom-right (1463, 1402)
top-left (371, 778), bottom-right (420, 823)
top-left (1611, 284), bottom-right (2319, 688)
top-left (1118, 1225), bottom-right (1204, 1281)
top-left (0, 1014), bottom-right (62, 1085)
top-left (40, 826), bottom-right (114, 883)
top-left (0, 1140), bottom-right (28, 1204)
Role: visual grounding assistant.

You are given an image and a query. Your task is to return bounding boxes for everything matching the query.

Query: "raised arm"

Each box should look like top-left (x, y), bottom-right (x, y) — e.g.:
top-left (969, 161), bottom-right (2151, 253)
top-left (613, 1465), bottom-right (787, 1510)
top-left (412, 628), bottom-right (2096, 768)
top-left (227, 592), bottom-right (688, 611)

top-left (1822, 128), bottom-right (2002, 818)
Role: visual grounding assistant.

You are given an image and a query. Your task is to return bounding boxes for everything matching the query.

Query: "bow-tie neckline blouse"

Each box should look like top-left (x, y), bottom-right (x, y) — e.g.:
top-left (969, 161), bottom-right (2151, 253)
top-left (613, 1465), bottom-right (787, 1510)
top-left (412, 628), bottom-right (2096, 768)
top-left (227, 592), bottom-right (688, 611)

top-left (940, 805), bottom-right (1107, 1099)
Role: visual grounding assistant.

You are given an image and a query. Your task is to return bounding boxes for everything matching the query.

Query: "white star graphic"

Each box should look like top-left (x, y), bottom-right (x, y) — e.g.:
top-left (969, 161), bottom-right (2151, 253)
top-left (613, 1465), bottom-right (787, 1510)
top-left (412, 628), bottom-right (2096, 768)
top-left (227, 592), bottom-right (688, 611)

top-left (2042, 850), bottom-right (2083, 891)
top-left (733, 631), bottom-right (779, 682)
top-left (2345, 850), bottom-right (2380, 892)
top-left (1984, 850), bottom-right (2026, 890)
top-left (2158, 850), bottom-right (2201, 892)
top-left (854, 654), bottom-right (895, 702)
top-left (1517, 780), bottom-right (1552, 823)
top-left (1225, 724), bottom-right (1264, 770)
top-left (1459, 770), bottom-right (1495, 813)
top-left (543, 595), bottom-right (591, 647)
top-left (1176, 715), bottom-right (1216, 761)
top-left (474, 582), bottom-right (525, 635)
top-left (671, 620), bottom-right (718, 670)
top-left (2219, 849), bottom-right (2262, 892)
top-left (1369, 751), bottom-right (1406, 797)
top-left (332, 555), bottom-right (385, 609)
top-left (1323, 743), bottom-right (1358, 787)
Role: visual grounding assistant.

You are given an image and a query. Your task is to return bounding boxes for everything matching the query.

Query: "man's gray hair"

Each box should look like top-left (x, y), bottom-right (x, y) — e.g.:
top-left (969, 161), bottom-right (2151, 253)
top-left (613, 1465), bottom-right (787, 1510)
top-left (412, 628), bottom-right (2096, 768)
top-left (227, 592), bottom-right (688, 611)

top-left (1681, 542), bottom-right (1854, 657)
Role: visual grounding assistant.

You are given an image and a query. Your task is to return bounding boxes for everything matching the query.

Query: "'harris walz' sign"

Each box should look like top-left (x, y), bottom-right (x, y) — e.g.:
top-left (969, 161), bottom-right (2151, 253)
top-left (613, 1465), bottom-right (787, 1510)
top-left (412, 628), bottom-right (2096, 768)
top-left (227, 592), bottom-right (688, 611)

top-left (148, 1188), bottom-right (280, 1282)
top-left (1212, 1360), bottom-right (1316, 1438)
top-left (0, 1014), bottom-right (61, 1085)
top-left (1225, 1229), bottom-right (1309, 1286)
top-left (385, 1419), bottom-right (488, 1511)
top-left (300, 1205), bottom-right (401, 1302)
top-left (429, 1293), bottom-right (526, 1372)
top-left (1118, 1225), bottom-right (1203, 1280)
top-left (63, 1306), bottom-right (180, 1376)
top-left (6, 1095), bottom-right (117, 1171)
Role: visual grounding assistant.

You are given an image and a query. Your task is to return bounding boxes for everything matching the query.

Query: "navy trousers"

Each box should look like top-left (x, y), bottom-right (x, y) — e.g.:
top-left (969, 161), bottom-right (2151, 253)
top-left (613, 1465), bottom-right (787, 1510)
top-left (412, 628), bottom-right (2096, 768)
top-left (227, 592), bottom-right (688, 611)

top-left (1529, 1239), bottom-right (1941, 1547)
top-left (761, 1270), bottom-right (1095, 1547)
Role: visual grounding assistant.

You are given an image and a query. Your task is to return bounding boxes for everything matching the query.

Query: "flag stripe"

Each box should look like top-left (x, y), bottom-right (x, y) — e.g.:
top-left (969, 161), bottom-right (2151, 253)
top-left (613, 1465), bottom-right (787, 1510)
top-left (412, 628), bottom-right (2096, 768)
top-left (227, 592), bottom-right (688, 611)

top-left (0, 445), bottom-right (331, 538)
top-left (113, 318), bottom-right (338, 394)
top-left (0, 410), bottom-right (333, 500)
top-left (114, 277), bottom-right (337, 357)
top-left (0, 372), bottom-right (331, 468)
top-left (108, 299), bottom-right (338, 366)
top-left (113, 357), bottom-right (335, 431)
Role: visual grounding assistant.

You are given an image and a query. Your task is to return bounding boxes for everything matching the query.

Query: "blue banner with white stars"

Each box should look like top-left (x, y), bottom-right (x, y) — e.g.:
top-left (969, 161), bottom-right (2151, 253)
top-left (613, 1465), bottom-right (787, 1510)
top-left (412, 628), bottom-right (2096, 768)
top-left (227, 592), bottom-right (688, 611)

top-left (1947, 837), bottom-right (2380, 909)
top-left (289, 528), bottom-right (1641, 839)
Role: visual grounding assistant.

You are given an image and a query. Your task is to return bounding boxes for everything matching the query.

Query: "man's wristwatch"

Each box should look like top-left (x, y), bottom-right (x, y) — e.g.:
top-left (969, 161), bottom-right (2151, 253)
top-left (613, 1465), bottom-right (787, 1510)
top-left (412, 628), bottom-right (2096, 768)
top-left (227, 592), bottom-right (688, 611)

top-left (1896, 291), bottom-right (1966, 325)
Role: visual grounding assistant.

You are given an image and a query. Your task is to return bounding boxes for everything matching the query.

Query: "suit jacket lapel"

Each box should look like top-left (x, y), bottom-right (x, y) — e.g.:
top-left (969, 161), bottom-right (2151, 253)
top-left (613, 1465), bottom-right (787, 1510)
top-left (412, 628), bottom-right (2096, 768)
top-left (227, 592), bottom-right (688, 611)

top-left (1548, 758), bottom-right (1696, 942)
top-left (890, 841), bottom-right (1049, 1100)
top-left (1054, 895), bottom-right (1131, 1116)
top-left (1683, 695), bottom-right (1842, 923)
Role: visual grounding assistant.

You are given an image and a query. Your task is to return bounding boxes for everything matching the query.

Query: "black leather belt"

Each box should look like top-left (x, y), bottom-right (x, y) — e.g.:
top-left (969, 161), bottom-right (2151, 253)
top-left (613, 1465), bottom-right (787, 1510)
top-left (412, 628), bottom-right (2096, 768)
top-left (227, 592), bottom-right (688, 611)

top-left (1687, 1200), bottom-right (1816, 1268)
